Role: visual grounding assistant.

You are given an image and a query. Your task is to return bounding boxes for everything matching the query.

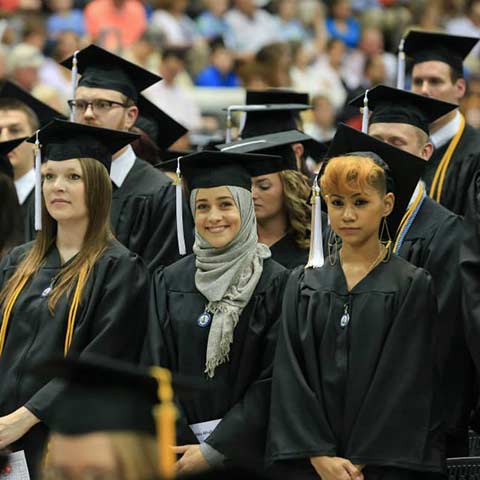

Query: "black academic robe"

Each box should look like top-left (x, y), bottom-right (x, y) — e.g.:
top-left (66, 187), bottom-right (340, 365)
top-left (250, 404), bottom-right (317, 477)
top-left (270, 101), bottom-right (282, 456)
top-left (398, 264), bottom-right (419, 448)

top-left (397, 197), bottom-right (473, 457)
top-left (145, 254), bottom-right (288, 468)
top-left (424, 124), bottom-right (480, 216)
top-left (21, 189), bottom-right (35, 243)
top-left (461, 172), bottom-right (480, 418)
top-left (269, 255), bottom-right (445, 478)
top-left (0, 240), bottom-right (149, 478)
top-left (110, 157), bottom-right (194, 271)
top-left (269, 233), bottom-right (309, 270)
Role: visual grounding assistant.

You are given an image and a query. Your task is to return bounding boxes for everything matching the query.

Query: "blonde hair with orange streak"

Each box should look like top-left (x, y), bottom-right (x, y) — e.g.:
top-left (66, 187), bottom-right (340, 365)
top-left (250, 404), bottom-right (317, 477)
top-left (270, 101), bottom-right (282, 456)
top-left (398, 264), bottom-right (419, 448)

top-left (320, 155), bottom-right (386, 198)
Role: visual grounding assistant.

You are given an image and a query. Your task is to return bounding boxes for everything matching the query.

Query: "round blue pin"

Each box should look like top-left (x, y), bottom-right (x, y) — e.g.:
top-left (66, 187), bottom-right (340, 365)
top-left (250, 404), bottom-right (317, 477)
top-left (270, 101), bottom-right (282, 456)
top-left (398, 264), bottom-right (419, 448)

top-left (197, 311), bottom-right (212, 328)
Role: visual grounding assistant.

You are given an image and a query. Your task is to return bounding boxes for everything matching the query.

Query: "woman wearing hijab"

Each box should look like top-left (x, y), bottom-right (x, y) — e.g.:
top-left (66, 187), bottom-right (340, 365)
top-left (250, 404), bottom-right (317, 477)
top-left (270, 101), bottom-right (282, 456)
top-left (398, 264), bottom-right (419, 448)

top-left (144, 151), bottom-right (289, 475)
top-left (268, 126), bottom-right (446, 480)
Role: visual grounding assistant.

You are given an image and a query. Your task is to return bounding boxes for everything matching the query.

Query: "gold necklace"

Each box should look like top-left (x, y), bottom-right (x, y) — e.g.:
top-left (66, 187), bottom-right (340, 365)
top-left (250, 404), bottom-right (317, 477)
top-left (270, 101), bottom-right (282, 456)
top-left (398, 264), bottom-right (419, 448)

top-left (340, 244), bottom-right (387, 275)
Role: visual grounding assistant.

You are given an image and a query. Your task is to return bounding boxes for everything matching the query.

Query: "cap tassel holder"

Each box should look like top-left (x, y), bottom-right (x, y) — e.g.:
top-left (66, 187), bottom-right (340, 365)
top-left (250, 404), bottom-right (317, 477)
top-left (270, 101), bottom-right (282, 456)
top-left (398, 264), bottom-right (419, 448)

top-left (396, 38), bottom-right (405, 90)
top-left (70, 50), bottom-right (80, 122)
top-left (175, 157), bottom-right (186, 255)
top-left (150, 366), bottom-right (177, 480)
top-left (34, 131), bottom-right (42, 231)
top-left (361, 90), bottom-right (369, 134)
top-left (306, 176), bottom-right (324, 269)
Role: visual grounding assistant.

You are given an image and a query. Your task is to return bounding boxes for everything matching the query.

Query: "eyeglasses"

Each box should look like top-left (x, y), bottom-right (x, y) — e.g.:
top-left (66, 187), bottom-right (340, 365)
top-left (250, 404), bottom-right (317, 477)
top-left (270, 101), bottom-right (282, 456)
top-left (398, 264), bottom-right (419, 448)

top-left (67, 99), bottom-right (129, 115)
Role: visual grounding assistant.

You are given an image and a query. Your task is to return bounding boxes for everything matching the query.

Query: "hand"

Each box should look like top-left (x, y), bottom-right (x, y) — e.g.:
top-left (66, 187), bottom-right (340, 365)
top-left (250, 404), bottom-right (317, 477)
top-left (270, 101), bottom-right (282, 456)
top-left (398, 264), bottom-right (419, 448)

top-left (310, 456), bottom-right (364, 480)
top-left (0, 407), bottom-right (40, 449)
top-left (174, 444), bottom-right (210, 475)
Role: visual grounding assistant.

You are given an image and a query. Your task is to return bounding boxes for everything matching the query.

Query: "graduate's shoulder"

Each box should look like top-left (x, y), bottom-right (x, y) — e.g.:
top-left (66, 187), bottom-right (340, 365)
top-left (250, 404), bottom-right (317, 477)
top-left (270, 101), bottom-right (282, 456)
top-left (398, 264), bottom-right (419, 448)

top-left (0, 241), bottom-right (35, 270)
top-left (155, 254), bottom-right (197, 292)
top-left (254, 257), bottom-right (289, 293)
top-left (410, 197), bottom-right (461, 238)
top-left (458, 123), bottom-right (480, 157)
top-left (96, 239), bottom-right (148, 270)
top-left (125, 158), bottom-right (173, 194)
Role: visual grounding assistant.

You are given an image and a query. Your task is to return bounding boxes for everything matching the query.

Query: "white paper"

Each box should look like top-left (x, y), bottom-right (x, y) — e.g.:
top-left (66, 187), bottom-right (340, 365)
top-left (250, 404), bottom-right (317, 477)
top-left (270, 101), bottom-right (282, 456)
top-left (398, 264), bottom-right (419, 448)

top-left (189, 419), bottom-right (222, 443)
top-left (3, 451), bottom-right (30, 480)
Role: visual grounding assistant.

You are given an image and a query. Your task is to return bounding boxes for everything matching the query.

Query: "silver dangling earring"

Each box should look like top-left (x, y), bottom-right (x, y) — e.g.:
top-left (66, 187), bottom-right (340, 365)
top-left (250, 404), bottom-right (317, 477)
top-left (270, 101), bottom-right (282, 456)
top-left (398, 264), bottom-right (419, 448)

top-left (380, 217), bottom-right (392, 262)
top-left (328, 229), bottom-right (341, 265)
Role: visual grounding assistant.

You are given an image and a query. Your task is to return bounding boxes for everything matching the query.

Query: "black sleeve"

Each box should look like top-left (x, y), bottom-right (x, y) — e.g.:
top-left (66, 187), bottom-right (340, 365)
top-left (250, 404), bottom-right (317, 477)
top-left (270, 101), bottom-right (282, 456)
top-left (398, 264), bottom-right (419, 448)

top-left (268, 269), bottom-right (337, 463)
top-left (462, 173), bottom-right (480, 374)
top-left (205, 271), bottom-right (288, 466)
top-left (25, 253), bottom-right (150, 420)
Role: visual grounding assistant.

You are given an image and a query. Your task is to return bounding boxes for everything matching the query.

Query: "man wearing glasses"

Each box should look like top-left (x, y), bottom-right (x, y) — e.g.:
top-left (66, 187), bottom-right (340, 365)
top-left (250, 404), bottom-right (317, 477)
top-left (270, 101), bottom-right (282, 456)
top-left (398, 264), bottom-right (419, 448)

top-left (62, 45), bottom-right (193, 270)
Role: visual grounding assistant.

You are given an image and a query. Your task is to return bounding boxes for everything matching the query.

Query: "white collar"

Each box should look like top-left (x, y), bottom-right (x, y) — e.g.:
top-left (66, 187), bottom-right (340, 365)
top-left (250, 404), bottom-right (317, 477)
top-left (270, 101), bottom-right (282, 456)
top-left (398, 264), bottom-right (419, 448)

top-left (407, 180), bottom-right (424, 208)
top-left (110, 145), bottom-right (136, 188)
top-left (430, 110), bottom-right (461, 149)
top-left (14, 168), bottom-right (35, 205)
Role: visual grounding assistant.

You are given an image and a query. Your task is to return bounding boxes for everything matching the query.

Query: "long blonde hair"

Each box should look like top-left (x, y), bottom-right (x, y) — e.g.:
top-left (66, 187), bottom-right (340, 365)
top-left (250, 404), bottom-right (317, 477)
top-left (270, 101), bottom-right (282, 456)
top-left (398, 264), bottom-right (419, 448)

top-left (110, 432), bottom-right (158, 480)
top-left (279, 170), bottom-right (311, 250)
top-left (0, 158), bottom-right (113, 313)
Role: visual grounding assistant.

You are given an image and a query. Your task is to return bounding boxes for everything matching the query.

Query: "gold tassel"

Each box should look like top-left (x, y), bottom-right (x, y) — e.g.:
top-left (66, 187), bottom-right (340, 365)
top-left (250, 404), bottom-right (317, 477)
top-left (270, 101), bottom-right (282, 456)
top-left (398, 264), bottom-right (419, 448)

top-left (150, 366), bottom-right (177, 479)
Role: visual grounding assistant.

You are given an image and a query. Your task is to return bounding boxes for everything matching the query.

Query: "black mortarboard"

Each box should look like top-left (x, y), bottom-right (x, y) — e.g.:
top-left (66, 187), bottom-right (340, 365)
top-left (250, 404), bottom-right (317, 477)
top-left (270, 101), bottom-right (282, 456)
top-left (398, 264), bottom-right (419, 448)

top-left (325, 124), bottom-right (426, 236)
top-left (155, 149), bottom-right (192, 172)
top-left (349, 85), bottom-right (457, 134)
top-left (240, 89), bottom-right (311, 138)
top-left (61, 44), bottom-right (161, 102)
top-left (0, 137), bottom-right (27, 178)
top-left (217, 130), bottom-right (311, 171)
top-left (32, 354), bottom-right (200, 436)
top-left (179, 151), bottom-right (284, 191)
top-left (26, 119), bottom-right (139, 172)
top-left (403, 30), bottom-right (479, 76)
top-left (136, 94), bottom-right (188, 149)
top-left (0, 80), bottom-right (66, 126)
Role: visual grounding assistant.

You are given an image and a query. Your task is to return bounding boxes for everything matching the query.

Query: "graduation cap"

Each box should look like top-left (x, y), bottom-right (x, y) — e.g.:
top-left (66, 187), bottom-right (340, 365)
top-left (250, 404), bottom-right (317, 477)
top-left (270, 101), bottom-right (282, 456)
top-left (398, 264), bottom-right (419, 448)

top-left (238, 90), bottom-right (311, 139)
top-left (136, 95), bottom-right (188, 150)
top-left (0, 137), bottom-right (27, 178)
top-left (61, 44), bottom-right (162, 103)
top-left (350, 85), bottom-right (457, 134)
top-left (32, 354), bottom-right (203, 479)
top-left (155, 149), bottom-right (193, 172)
top-left (26, 119), bottom-right (139, 172)
top-left (402, 30), bottom-right (479, 77)
top-left (179, 150), bottom-right (285, 191)
top-left (0, 80), bottom-right (66, 127)
top-left (325, 123), bottom-right (426, 237)
top-left (217, 130), bottom-right (312, 171)
top-left (26, 119), bottom-right (139, 231)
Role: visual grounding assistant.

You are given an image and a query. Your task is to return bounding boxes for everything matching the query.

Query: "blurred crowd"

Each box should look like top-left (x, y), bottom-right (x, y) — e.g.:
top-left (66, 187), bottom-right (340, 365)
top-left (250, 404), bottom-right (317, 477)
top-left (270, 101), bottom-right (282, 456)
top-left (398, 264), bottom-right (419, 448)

top-left (1, 0), bottom-right (480, 145)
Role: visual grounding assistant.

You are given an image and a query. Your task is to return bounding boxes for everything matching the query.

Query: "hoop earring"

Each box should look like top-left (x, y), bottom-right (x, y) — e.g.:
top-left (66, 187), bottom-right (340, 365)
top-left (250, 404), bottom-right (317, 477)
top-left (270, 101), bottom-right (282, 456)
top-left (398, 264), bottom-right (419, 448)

top-left (380, 217), bottom-right (392, 262)
top-left (328, 229), bottom-right (341, 265)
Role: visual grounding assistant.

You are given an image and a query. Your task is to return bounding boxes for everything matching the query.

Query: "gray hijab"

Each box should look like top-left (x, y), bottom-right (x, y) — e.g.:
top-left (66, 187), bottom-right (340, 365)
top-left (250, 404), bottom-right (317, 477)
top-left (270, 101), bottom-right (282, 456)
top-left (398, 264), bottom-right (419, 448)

top-left (190, 186), bottom-right (271, 378)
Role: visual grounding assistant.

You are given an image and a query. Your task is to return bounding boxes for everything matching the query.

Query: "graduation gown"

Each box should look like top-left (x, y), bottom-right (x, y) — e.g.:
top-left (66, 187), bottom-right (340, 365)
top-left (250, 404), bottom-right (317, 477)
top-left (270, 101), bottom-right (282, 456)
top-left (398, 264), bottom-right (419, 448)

top-left (461, 172), bottom-right (480, 416)
top-left (0, 240), bottom-right (149, 478)
top-left (269, 255), bottom-right (445, 478)
top-left (110, 157), bottom-right (194, 271)
top-left (21, 189), bottom-right (35, 243)
top-left (424, 123), bottom-right (480, 216)
top-left (397, 197), bottom-right (473, 457)
top-left (269, 233), bottom-right (308, 270)
top-left (145, 254), bottom-right (288, 467)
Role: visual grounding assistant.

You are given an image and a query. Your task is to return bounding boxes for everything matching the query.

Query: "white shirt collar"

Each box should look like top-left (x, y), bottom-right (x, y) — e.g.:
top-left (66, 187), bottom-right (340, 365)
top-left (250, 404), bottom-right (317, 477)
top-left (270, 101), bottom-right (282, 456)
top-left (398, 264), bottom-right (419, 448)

top-left (408, 180), bottom-right (424, 208)
top-left (110, 145), bottom-right (136, 188)
top-left (430, 110), bottom-right (461, 149)
top-left (14, 168), bottom-right (35, 205)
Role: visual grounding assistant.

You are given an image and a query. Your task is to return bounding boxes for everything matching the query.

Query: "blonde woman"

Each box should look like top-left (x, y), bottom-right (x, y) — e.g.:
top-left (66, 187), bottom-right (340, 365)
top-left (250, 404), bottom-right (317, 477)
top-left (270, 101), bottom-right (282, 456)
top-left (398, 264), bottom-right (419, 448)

top-left (0, 121), bottom-right (149, 478)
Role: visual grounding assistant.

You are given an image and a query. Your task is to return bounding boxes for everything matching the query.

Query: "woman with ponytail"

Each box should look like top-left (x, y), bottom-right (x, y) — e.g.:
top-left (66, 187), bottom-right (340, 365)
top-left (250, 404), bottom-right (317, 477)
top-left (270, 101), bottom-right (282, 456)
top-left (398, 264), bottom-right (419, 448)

top-left (0, 120), bottom-right (149, 478)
